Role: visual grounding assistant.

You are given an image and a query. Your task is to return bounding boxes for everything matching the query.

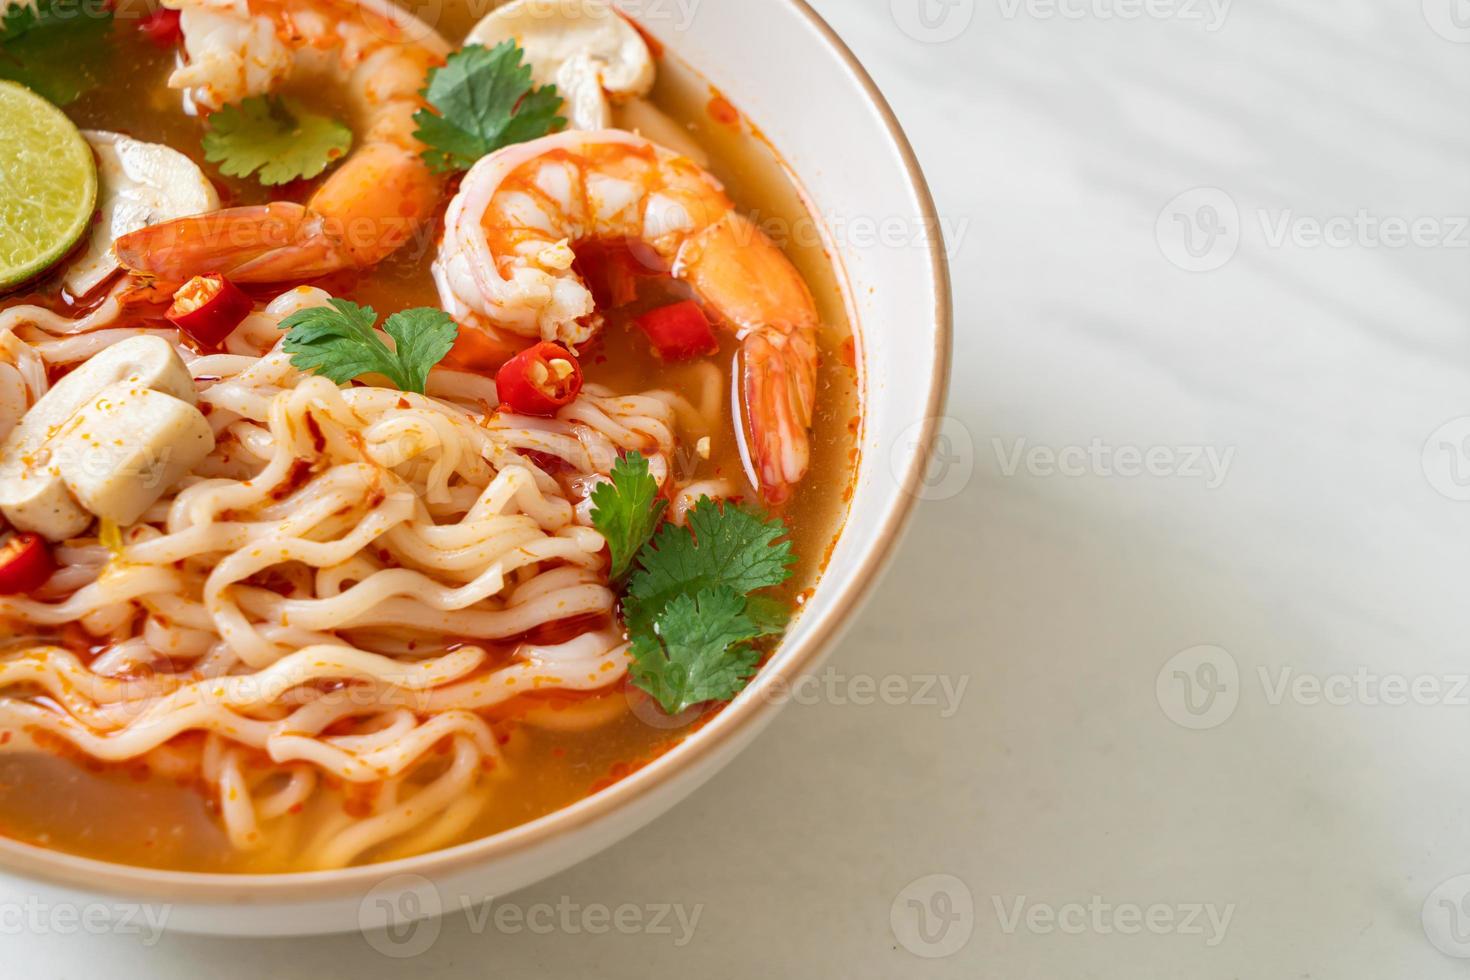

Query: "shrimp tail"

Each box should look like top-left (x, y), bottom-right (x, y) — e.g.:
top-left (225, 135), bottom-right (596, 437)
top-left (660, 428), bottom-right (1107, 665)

top-left (680, 213), bottom-right (820, 505)
top-left (115, 202), bottom-right (354, 287)
top-left (116, 145), bottom-right (441, 289)
top-left (742, 329), bottom-right (818, 506)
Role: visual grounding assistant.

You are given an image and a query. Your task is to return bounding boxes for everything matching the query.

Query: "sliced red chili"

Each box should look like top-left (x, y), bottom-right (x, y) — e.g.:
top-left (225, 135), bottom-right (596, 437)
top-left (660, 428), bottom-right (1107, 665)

top-left (574, 239), bottom-right (666, 310)
top-left (138, 7), bottom-right (183, 48)
top-left (635, 300), bottom-right (719, 361)
top-left (0, 532), bottom-right (54, 595)
top-left (167, 274), bottom-right (253, 349)
top-left (496, 342), bottom-right (584, 417)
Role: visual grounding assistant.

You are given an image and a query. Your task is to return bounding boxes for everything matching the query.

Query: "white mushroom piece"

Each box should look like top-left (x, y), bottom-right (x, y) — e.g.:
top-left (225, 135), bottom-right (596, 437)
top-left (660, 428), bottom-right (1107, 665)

top-left (63, 131), bottom-right (220, 299)
top-left (0, 336), bottom-right (215, 540)
top-left (467, 0), bottom-right (654, 132)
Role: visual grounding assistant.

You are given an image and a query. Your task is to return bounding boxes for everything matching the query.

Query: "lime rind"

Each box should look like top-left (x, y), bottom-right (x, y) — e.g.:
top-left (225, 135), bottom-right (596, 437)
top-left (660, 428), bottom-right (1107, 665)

top-left (0, 80), bottom-right (98, 291)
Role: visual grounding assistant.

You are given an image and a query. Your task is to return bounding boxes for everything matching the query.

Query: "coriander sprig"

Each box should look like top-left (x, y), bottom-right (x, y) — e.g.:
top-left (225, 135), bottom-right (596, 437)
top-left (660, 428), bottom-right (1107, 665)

top-left (589, 453), bottom-right (667, 581)
top-left (412, 41), bottom-right (566, 174)
top-left (590, 452), bottom-right (796, 715)
top-left (278, 299), bottom-right (457, 395)
top-left (202, 96), bottom-right (353, 186)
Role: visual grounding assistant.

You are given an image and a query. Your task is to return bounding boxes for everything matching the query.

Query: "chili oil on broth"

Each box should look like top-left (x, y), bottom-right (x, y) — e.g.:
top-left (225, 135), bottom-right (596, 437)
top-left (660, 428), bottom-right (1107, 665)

top-left (0, 4), bottom-right (860, 872)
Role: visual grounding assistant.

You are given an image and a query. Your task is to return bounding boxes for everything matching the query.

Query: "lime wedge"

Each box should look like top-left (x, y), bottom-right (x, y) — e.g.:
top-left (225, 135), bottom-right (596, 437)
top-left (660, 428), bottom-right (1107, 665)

top-left (0, 81), bottom-right (98, 291)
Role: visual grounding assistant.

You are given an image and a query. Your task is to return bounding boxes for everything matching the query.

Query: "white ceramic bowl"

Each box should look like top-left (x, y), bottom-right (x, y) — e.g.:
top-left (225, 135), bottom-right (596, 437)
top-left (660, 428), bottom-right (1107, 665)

top-left (0, 0), bottom-right (951, 936)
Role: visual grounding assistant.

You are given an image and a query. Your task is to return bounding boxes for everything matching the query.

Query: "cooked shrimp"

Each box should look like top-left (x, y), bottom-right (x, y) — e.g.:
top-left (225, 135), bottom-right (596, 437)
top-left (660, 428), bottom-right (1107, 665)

top-left (114, 0), bottom-right (449, 286)
top-left (434, 130), bottom-right (819, 505)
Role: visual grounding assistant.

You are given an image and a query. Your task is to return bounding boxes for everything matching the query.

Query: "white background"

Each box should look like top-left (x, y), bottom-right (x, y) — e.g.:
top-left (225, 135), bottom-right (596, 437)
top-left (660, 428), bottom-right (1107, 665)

top-left (10, 0), bottom-right (1470, 975)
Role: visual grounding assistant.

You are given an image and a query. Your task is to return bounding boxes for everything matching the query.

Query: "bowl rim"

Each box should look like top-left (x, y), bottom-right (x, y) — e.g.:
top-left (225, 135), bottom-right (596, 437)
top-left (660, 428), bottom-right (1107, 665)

top-left (0, 0), bottom-right (954, 903)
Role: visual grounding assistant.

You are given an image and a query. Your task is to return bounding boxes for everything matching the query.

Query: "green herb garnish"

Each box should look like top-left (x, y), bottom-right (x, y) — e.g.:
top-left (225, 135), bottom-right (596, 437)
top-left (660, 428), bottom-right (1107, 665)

top-left (591, 457), bottom-right (796, 716)
top-left (0, 0), bottom-right (114, 105)
top-left (202, 95), bottom-right (352, 186)
top-left (412, 41), bottom-right (565, 174)
top-left (629, 588), bottom-right (764, 716)
top-left (588, 452), bottom-right (666, 581)
top-left (623, 498), bottom-right (796, 638)
top-left (278, 299), bottom-right (457, 394)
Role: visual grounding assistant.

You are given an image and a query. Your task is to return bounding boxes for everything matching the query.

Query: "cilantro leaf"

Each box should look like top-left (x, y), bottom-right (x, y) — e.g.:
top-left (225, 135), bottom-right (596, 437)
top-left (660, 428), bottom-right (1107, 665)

top-left (279, 299), bottom-right (457, 394)
top-left (383, 308), bottom-right (460, 396)
top-left (590, 452), bottom-right (667, 581)
top-left (616, 497), bottom-right (796, 715)
top-left (624, 498), bottom-right (795, 636)
top-left (630, 588), bottom-right (763, 715)
top-left (0, 0), bottom-right (114, 105)
top-left (743, 593), bottom-right (793, 636)
top-left (202, 96), bottom-right (352, 186)
top-left (413, 41), bottom-right (565, 174)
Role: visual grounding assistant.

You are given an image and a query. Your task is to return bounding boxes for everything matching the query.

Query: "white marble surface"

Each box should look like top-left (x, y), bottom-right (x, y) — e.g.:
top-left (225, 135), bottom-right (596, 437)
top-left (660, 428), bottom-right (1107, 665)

top-left (10, 0), bottom-right (1470, 974)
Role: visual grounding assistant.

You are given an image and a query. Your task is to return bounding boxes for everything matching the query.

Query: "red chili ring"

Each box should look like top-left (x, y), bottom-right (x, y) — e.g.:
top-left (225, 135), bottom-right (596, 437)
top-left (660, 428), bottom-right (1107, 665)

top-left (495, 342), bottom-right (584, 417)
top-left (0, 532), bottom-right (55, 595)
top-left (167, 274), bottom-right (254, 350)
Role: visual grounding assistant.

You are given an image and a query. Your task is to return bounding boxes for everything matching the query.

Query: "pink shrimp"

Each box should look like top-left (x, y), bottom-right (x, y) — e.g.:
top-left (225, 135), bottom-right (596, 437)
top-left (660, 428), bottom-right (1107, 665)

top-left (114, 0), bottom-right (448, 286)
top-left (434, 130), bottom-right (819, 505)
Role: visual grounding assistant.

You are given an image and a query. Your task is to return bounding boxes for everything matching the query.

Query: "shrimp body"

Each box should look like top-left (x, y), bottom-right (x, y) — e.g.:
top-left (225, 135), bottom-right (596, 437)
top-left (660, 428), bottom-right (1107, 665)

top-left (115, 0), bottom-right (448, 286)
top-left (434, 130), bottom-right (819, 505)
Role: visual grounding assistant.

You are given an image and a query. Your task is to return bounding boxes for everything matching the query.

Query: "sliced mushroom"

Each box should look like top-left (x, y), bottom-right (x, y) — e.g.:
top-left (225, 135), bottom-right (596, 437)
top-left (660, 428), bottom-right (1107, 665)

top-left (64, 131), bottom-right (220, 299)
top-left (467, 0), bottom-right (654, 131)
top-left (0, 336), bottom-right (214, 540)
